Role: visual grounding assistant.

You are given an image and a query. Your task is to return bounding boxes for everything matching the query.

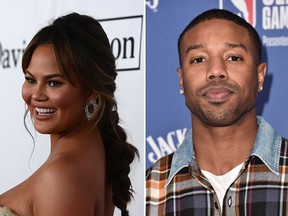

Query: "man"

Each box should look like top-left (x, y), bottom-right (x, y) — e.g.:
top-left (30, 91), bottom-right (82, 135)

top-left (146, 9), bottom-right (288, 216)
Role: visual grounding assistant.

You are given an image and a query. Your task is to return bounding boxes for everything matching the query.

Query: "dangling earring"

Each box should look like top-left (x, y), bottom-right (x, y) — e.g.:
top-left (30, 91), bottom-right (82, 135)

top-left (179, 89), bottom-right (184, 95)
top-left (85, 99), bottom-right (98, 120)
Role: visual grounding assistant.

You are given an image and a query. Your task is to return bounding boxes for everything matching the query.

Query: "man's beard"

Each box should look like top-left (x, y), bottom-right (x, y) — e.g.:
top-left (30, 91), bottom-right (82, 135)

top-left (191, 101), bottom-right (256, 127)
top-left (188, 80), bottom-right (257, 127)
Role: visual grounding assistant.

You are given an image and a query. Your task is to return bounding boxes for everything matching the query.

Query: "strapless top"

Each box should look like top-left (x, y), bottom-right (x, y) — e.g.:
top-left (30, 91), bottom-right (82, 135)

top-left (0, 206), bottom-right (18, 216)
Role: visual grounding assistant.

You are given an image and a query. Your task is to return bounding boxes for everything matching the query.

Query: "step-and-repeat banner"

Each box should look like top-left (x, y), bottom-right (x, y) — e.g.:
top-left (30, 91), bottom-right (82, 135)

top-left (146, 0), bottom-right (288, 168)
top-left (0, 1), bottom-right (144, 215)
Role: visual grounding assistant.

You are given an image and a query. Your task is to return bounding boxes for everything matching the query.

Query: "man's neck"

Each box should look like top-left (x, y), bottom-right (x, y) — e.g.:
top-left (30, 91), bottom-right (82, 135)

top-left (192, 112), bottom-right (258, 175)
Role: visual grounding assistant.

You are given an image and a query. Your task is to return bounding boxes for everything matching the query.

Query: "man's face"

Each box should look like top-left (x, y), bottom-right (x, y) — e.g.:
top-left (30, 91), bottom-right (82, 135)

top-left (177, 19), bottom-right (266, 127)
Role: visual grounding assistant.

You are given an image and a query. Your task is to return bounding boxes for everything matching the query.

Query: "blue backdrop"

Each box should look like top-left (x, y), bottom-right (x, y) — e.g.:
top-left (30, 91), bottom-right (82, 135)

top-left (146, 0), bottom-right (288, 168)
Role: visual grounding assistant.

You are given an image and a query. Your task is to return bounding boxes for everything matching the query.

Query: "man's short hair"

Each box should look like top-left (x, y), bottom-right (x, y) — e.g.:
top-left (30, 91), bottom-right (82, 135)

top-left (177, 9), bottom-right (262, 66)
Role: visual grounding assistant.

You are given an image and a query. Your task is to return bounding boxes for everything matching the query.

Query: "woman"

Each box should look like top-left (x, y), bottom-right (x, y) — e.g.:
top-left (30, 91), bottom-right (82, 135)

top-left (0, 13), bottom-right (138, 216)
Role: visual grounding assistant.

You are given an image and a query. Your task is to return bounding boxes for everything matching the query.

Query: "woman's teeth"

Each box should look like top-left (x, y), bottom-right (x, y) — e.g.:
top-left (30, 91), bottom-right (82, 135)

top-left (35, 107), bottom-right (56, 115)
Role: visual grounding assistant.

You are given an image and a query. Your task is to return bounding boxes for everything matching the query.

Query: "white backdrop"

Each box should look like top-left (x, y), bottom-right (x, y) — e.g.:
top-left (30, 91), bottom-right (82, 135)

top-left (0, 0), bottom-right (144, 215)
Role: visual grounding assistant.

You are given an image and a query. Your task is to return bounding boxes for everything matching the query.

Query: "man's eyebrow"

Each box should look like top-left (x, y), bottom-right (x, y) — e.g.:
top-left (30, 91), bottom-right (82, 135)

top-left (225, 42), bottom-right (247, 52)
top-left (185, 44), bottom-right (205, 55)
top-left (185, 42), bottom-right (248, 56)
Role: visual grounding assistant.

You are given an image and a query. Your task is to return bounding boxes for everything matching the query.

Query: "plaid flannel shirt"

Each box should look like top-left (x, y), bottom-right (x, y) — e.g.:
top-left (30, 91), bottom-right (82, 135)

top-left (146, 116), bottom-right (288, 216)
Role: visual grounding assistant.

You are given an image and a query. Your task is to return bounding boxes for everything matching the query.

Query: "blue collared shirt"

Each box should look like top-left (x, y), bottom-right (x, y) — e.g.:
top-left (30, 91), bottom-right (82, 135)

top-left (146, 116), bottom-right (288, 215)
top-left (166, 116), bottom-right (282, 186)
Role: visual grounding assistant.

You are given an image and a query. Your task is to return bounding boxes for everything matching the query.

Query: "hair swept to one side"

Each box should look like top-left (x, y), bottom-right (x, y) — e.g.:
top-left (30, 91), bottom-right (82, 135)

top-left (177, 9), bottom-right (262, 67)
top-left (22, 12), bottom-right (139, 216)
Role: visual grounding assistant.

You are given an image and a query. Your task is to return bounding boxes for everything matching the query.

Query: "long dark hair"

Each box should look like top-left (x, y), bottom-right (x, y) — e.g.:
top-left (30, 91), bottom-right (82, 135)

top-left (22, 12), bottom-right (139, 216)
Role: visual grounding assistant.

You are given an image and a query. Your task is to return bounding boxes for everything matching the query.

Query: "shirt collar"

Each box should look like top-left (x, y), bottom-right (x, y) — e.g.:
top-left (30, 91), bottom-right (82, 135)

top-left (165, 116), bottom-right (282, 187)
top-left (250, 116), bottom-right (282, 175)
top-left (165, 128), bottom-right (193, 187)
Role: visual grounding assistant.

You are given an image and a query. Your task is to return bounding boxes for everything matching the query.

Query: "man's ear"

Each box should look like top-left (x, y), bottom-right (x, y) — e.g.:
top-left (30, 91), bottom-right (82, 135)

top-left (177, 67), bottom-right (184, 94)
top-left (257, 63), bottom-right (267, 92)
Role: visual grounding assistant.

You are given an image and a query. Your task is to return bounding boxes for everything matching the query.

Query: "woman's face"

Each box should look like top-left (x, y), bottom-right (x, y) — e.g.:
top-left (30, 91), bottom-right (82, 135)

top-left (22, 44), bottom-right (90, 135)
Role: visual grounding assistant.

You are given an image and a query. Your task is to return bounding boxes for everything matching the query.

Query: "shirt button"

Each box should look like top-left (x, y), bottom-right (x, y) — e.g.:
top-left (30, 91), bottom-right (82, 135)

top-left (214, 202), bottom-right (218, 209)
top-left (228, 196), bottom-right (232, 207)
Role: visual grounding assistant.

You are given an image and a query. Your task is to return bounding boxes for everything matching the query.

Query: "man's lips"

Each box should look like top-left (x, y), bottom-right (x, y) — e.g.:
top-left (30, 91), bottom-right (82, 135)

top-left (202, 87), bottom-right (234, 101)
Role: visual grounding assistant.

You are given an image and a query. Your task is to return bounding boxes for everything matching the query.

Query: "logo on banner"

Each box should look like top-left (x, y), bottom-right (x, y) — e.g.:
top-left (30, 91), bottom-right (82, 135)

top-left (262, 1), bottom-right (288, 30)
top-left (99, 15), bottom-right (143, 71)
top-left (219, 0), bottom-right (256, 27)
top-left (0, 40), bottom-right (26, 70)
top-left (220, 0), bottom-right (288, 47)
top-left (146, 128), bottom-right (188, 164)
top-left (146, 0), bottom-right (159, 12)
top-left (262, 1), bottom-right (288, 46)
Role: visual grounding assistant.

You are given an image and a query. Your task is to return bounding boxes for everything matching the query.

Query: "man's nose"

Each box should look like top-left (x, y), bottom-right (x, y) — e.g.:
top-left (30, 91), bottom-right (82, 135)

top-left (206, 58), bottom-right (228, 81)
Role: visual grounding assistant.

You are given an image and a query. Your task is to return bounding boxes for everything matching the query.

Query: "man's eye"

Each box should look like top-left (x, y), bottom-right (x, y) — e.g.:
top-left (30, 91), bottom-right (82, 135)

top-left (191, 57), bottom-right (206, 64)
top-left (227, 56), bottom-right (243, 61)
top-left (48, 80), bottom-right (61, 87)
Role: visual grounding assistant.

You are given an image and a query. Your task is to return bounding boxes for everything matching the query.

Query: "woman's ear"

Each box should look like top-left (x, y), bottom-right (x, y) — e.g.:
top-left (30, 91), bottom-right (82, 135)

top-left (84, 89), bottom-right (98, 104)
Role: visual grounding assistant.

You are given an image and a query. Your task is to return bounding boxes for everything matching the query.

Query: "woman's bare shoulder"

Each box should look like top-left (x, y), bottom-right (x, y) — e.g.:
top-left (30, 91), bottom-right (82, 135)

top-left (35, 152), bottom-right (101, 194)
top-left (31, 154), bottom-right (102, 215)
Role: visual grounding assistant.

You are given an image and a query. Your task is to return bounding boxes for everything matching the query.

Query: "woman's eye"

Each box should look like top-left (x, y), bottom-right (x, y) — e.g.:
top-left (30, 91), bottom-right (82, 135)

top-left (227, 56), bottom-right (243, 61)
top-left (48, 80), bottom-right (61, 87)
top-left (25, 77), bottom-right (36, 85)
top-left (191, 57), bottom-right (206, 64)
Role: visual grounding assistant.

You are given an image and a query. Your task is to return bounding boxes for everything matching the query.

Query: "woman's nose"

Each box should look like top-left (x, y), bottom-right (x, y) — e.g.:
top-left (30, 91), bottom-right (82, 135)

top-left (31, 84), bottom-right (48, 101)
